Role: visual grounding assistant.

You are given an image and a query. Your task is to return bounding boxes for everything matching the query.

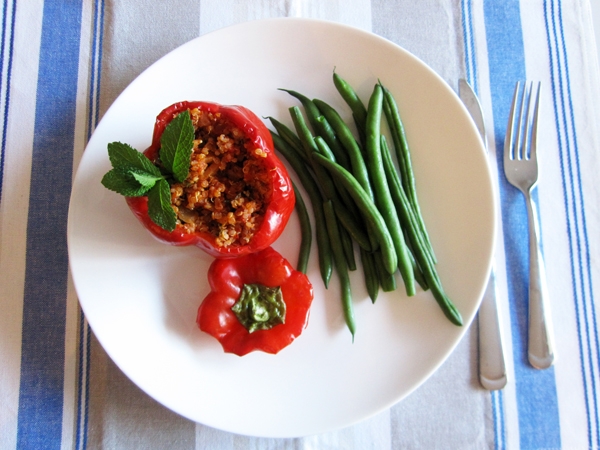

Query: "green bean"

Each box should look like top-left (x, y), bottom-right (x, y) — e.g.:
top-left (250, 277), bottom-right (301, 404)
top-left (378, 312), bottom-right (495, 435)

top-left (332, 201), bottom-right (372, 251)
top-left (323, 199), bottom-right (356, 338)
top-left (270, 131), bottom-right (333, 287)
top-left (289, 123), bottom-right (370, 252)
top-left (379, 135), bottom-right (462, 325)
top-left (279, 89), bottom-right (322, 129)
top-left (381, 135), bottom-right (435, 271)
top-left (289, 108), bottom-right (338, 202)
top-left (379, 84), bottom-right (413, 199)
top-left (381, 136), bottom-right (430, 291)
top-left (374, 249), bottom-right (397, 292)
top-left (280, 89), bottom-right (349, 168)
top-left (289, 106), bottom-right (318, 157)
top-left (339, 224), bottom-right (357, 271)
top-left (333, 71), bottom-right (368, 142)
top-left (275, 122), bottom-right (365, 277)
top-left (407, 246), bottom-right (429, 291)
top-left (314, 136), bottom-right (360, 217)
top-left (313, 129), bottom-right (337, 161)
top-left (312, 152), bottom-right (397, 275)
top-left (380, 82), bottom-right (435, 263)
top-left (360, 248), bottom-right (379, 303)
top-left (313, 98), bottom-right (373, 198)
top-left (289, 107), bottom-right (370, 253)
top-left (313, 99), bottom-right (380, 252)
top-left (292, 182), bottom-right (312, 274)
top-left (290, 108), bottom-right (349, 213)
top-left (429, 278), bottom-right (463, 326)
top-left (365, 84), bottom-right (415, 296)
top-left (271, 132), bottom-right (320, 206)
top-left (265, 116), bottom-right (307, 163)
top-left (314, 115), bottom-right (351, 168)
top-left (273, 81), bottom-right (462, 326)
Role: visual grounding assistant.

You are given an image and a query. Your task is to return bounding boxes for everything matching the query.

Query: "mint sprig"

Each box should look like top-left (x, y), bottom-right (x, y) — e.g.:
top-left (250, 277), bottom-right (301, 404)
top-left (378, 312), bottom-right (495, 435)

top-left (101, 110), bottom-right (195, 232)
top-left (107, 141), bottom-right (162, 176)
top-left (101, 168), bottom-right (155, 197)
top-left (147, 179), bottom-right (177, 231)
top-left (159, 110), bottom-right (194, 182)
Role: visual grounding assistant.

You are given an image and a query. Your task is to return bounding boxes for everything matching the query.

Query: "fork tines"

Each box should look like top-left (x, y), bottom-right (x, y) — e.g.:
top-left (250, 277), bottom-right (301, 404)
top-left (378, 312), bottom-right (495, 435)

top-left (506, 81), bottom-right (541, 161)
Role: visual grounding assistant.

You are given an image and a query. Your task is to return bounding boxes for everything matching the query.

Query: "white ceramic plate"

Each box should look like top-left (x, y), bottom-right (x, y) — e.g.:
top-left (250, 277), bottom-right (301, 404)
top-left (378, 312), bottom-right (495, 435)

top-left (68, 18), bottom-right (495, 438)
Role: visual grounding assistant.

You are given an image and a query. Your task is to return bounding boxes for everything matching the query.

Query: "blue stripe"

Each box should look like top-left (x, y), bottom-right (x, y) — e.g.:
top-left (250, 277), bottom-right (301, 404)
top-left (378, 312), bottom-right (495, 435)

top-left (491, 390), bottom-right (505, 450)
top-left (544, 0), bottom-right (600, 446)
top-left (483, 1), bottom-right (561, 448)
top-left (86, 0), bottom-right (104, 141)
top-left (17, 1), bottom-right (83, 448)
top-left (463, 0), bottom-right (479, 94)
top-left (93, 0), bottom-right (104, 128)
top-left (0, 0), bottom-right (16, 203)
top-left (75, 313), bottom-right (84, 450)
top-left (0, 0), bottom-right (8, 200)
top-left (461, 0), bottom-right (472, 84)
top-left (0, 0), bottom-right (9, 200)
top-left (76, 1), bottom-right (105, 448)
top-left (460, 3), bottom-right (506, 448)
top-left (461, 0), bottom-right (478, 92)
top-left (491, 391), bottom-right (500, 450)
top-left (543, 1), bottom-right (592, 446)
top-left (498, 390), bottom-right (506, 450)
top-left (75, 314), bottom-right (91, 450)
top-left (554, 0), bottom-right (600, 438)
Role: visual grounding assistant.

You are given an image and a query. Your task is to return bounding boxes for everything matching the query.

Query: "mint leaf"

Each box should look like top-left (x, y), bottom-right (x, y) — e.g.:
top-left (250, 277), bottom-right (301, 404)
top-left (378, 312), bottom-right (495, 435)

top-left (147, 178), bottom-right (177, 231)
top-left (130, 169), bottom-right (163, 189)
top-left (101, 169), bottom-right (152, 197)
top-left (108, 141), bottom-right (161, 176)
top-left (159, 110), bottom-right (194, 182)
top-left (103, 142), bottom-right (164, 196)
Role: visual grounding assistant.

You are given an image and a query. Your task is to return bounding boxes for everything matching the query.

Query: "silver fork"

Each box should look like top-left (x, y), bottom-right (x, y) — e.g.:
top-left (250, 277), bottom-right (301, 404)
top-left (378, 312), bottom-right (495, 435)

top-left (504, 81), bottom-right (555, 369)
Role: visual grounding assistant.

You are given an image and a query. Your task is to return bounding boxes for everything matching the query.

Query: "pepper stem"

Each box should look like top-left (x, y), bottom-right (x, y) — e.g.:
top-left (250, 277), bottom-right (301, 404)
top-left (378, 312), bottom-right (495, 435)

top-left (231, 284), bottom-right (286, 333)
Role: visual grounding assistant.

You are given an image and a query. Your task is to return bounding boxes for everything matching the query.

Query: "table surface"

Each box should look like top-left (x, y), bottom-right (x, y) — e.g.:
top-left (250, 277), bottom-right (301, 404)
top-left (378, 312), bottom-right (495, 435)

top-left (2, 1), bottom-right (600, 449)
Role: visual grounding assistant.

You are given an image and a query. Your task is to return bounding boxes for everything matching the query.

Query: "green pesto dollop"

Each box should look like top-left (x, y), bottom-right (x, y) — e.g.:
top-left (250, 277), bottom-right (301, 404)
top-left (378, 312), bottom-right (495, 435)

top-left (232, 284), bottom-right (286, 333)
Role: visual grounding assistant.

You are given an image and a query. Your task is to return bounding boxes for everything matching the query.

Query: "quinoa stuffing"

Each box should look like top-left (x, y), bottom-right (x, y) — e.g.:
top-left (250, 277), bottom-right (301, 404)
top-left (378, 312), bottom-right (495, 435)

top-left (165, 108), bottom-right (272, 248)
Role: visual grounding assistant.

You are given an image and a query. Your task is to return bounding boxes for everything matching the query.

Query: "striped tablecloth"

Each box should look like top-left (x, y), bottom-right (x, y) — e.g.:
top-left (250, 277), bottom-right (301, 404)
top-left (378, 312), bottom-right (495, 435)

top-left (1, 1), bottom-right (599, 448)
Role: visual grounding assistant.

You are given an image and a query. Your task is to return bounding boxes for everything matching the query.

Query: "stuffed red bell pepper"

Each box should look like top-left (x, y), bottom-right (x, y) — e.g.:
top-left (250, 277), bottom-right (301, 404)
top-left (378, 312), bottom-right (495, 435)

top-left (102, 100), bottom-right (295, 258)
top-left (197, 246), bottom-right (314, 356)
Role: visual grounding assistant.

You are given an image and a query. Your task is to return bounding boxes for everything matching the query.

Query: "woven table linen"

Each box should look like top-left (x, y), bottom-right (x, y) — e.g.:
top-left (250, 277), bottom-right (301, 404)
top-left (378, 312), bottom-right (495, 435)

top-left (1, 1), bottom-right (600, 449)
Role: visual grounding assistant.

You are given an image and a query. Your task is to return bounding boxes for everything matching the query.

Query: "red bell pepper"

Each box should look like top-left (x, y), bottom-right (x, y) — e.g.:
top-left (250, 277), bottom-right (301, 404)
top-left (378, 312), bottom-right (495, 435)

top-left (197, 246), bottom-right (314, 356)
top-left (126, 101), bottom-right (295, 258)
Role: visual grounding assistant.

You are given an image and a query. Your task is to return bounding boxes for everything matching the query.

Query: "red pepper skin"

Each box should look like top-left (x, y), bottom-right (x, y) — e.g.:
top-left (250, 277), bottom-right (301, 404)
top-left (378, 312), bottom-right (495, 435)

top-left (125, 101), bottom-right (295, 258)
top-left (197, 247), bottom-right (314, 356)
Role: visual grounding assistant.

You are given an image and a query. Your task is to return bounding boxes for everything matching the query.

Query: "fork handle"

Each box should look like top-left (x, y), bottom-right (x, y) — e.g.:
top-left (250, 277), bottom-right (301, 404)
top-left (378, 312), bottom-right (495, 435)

top-left (525, 190), bottom-right (555, 369)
